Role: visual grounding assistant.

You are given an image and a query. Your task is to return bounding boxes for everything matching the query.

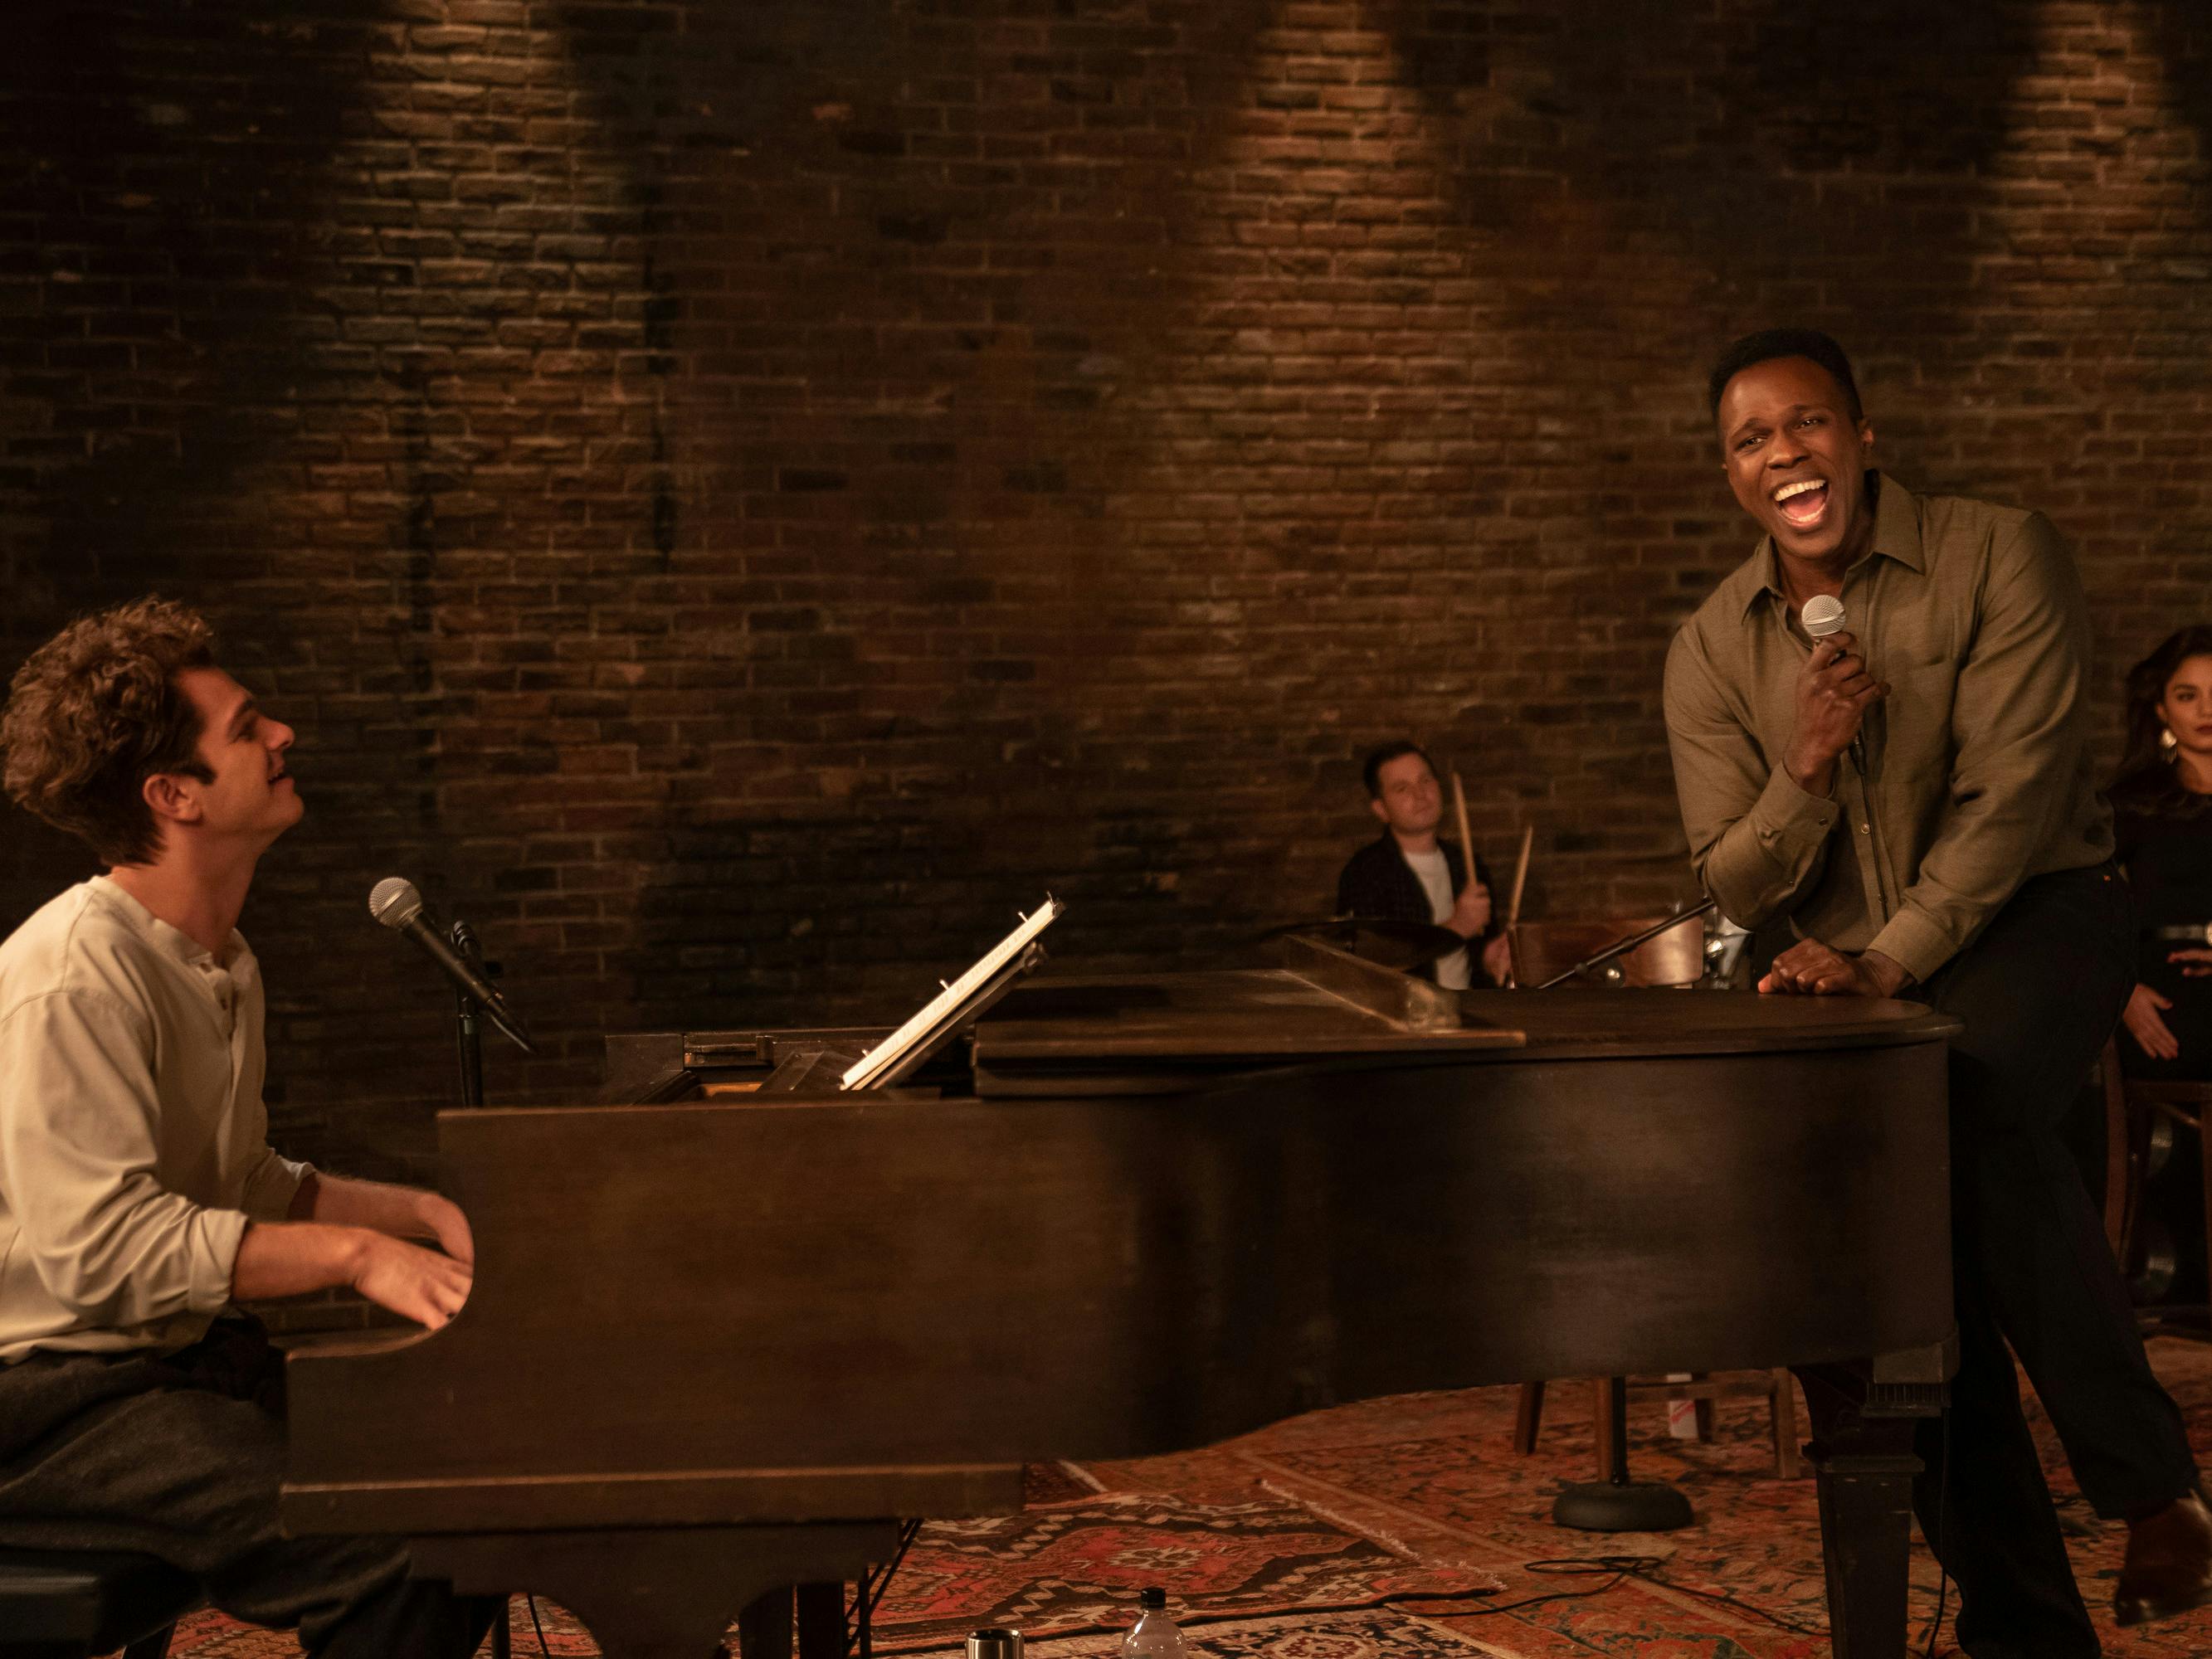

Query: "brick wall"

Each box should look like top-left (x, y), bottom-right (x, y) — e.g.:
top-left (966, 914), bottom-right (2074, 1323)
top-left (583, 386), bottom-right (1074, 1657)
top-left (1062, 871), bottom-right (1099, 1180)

top-left (4, 1), bottom-right (2210, 1177)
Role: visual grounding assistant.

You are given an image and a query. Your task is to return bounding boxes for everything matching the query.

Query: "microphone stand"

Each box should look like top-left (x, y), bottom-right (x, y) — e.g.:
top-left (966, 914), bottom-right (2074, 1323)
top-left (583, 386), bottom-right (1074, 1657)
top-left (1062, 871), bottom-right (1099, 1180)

top-left (1531, 898), bottom-right (1717, 990)
top-left (445, 917), bottom-right (511, 1659)
top-left (451, 919), bottom-right (490, 1111)
top-left (1534, 893), bottom-right (1717, 1539)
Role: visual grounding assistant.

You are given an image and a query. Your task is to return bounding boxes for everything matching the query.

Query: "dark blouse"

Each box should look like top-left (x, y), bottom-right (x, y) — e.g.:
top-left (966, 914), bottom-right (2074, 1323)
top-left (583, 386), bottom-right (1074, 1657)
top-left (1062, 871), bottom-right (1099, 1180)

top-left (2111, 767), bottom-right (2212, 1079)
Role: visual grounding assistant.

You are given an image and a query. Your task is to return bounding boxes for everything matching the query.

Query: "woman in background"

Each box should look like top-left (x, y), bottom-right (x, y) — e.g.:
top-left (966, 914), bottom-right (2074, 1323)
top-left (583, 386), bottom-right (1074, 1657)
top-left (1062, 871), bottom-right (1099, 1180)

top-left (2112, 625), bottom-right (2212, 1078)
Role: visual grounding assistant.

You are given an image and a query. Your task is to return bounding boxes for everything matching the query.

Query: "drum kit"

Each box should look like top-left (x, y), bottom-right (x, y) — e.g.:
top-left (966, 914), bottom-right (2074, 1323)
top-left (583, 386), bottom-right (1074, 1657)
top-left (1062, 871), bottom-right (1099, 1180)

top-left (1279, 771), bottom-right (1756, 990)
top-left (1271, 903), bottom-right (1753, 990)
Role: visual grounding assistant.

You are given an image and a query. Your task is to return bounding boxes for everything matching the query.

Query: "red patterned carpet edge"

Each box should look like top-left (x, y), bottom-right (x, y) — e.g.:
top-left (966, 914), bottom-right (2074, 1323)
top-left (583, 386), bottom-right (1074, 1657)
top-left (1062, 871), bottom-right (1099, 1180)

top-left (866, 1489), bottom-right (1507, 1653)
top-left (959, 1608), bottom-right (1525, 1659)
top-left (176, 1603), bottom-right (1522, 1659)
top-left (171, 1340), bottom-right (2212, 1657)
top-left (162, 1485), bottom-right (1503, 1658)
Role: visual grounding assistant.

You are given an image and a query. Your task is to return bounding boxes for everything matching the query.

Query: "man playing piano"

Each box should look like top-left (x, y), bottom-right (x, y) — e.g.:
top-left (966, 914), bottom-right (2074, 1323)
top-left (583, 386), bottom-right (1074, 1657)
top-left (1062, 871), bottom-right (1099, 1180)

top-left (0, 599), bottom-right (497, 1655)
top-left (1665, 329), bottom-right (2208, 1655)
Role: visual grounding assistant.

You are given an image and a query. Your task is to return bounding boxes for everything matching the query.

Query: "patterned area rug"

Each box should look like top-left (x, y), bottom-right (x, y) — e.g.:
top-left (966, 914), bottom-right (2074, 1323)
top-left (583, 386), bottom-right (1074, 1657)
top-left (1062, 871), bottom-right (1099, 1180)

top-left (171, 1604), bottom-right (1520, 1659)
top-left (169, 1598), bottom-right (601, 1657)
top-left (162, 1339), bottom-right (2212, 1658)
top-left (165, 1486), bottom-right (1502, 1657)
top-left (962, 1608), bottom-right (1529, 1659)
top-left (870, 1491), bottom-right (1505, 1652)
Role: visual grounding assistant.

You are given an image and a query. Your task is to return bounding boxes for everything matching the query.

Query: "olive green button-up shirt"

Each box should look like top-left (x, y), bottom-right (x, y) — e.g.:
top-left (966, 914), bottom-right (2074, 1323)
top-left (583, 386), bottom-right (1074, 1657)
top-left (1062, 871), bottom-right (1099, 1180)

top-left (1663, 473), bottom-right (2112, 985)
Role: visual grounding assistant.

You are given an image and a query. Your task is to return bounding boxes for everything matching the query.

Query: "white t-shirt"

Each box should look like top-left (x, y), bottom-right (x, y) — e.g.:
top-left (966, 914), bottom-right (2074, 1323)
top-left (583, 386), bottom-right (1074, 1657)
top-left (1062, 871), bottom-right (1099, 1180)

top-left (1402, 849), bottom-right (1472, 990)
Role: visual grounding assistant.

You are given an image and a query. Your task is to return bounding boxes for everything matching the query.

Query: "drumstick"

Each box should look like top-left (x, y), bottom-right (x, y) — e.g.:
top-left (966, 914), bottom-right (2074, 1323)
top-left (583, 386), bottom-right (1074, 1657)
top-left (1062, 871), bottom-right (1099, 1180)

top-left (1506, 823), bottom-right (1533, 929)
top-left (1450, 771), bottom-right (1475, 888)
top-left (1449, 770), bottom-right (1485, 982)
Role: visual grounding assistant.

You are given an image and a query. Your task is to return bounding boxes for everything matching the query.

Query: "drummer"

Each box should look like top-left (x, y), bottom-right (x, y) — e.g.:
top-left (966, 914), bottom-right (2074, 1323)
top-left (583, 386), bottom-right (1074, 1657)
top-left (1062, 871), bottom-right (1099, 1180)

top-left (1335, 742), bottom-right (1512, 987)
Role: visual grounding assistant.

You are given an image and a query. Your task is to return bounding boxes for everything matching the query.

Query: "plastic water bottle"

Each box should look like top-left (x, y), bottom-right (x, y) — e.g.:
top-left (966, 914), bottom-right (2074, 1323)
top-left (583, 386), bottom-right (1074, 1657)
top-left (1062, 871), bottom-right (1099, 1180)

top-left (1122, 1587), bottom-right (1186, 1659)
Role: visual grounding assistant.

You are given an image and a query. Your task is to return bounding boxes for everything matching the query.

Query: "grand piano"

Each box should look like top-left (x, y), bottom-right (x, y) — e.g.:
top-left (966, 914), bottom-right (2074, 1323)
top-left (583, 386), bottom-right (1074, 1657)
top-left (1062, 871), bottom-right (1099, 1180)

top-left (281, 937), bottom-right (1957, 1659)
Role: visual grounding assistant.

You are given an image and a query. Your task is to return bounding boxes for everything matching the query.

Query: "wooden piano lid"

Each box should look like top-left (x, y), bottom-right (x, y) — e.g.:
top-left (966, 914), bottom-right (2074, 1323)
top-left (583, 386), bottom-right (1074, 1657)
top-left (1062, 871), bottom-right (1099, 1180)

top-left (975, 968), bottom-right (1524, 1057)
top-left (968, 934), bottom-right (1523, 1084)
top-left (967, 935), bottom-right (1960, 1092)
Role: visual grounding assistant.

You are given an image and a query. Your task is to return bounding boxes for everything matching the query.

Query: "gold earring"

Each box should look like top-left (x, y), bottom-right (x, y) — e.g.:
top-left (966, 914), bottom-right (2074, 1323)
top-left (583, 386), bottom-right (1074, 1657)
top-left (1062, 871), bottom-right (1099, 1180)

top-left (2161, 726), bottom-right (2180, 757)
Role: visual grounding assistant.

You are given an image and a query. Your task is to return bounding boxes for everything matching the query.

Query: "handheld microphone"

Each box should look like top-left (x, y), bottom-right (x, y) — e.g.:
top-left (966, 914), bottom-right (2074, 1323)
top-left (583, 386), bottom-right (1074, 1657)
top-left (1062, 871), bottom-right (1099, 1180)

top-left (368, 877), bottom-right (535, 1053)
top-left (1798, 595), bottom-right (1868, 774)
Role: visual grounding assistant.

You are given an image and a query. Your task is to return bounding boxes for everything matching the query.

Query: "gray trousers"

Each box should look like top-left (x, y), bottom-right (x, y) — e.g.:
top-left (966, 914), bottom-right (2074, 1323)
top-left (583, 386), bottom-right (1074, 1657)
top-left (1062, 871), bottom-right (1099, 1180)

top-left (0, 1316), bottom-right (498, 1657)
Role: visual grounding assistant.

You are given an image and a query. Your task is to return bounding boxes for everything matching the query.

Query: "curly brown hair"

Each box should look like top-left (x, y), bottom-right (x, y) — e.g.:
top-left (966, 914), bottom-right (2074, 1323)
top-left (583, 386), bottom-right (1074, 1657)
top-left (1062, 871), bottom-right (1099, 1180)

top-left (2, 597), bottom-right (220, 866)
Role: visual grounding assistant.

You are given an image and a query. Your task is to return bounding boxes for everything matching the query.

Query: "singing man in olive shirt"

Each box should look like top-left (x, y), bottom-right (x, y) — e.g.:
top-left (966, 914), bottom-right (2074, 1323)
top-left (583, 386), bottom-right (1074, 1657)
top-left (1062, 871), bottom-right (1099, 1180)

top-left (1665, 329), bottom-right (2207, 1656)
top-left (0, 599), bottom-right (496, 1656)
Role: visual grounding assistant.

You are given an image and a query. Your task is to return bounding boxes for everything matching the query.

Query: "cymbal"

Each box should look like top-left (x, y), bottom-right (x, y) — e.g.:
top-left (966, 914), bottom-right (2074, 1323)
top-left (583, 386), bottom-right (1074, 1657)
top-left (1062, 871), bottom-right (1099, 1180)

top-left (1262, 917), bottom-right (1469, 972)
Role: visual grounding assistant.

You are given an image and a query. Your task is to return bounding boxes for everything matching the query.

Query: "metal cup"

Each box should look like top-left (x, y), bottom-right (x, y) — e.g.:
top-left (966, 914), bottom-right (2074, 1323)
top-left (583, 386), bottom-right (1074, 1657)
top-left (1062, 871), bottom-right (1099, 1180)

top-left (967, 1630), bottom-right (1025, 1659)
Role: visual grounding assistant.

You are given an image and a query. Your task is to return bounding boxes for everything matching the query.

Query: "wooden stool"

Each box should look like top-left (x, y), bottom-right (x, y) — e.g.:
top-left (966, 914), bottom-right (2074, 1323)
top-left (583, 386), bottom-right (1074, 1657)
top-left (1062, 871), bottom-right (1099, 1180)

top-left (0, 1545), bottom-right (197, 1658)
top-left (1513, 1371), bottom-right (1803, 1479)
top-left (2099, 1036), bottom-right (2212, 1329)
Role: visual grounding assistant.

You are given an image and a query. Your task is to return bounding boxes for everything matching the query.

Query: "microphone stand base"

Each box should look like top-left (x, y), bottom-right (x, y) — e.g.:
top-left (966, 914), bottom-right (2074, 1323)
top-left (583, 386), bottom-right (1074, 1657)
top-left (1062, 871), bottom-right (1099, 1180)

top-left (1551, 1479), bottom-right (1693, 1533)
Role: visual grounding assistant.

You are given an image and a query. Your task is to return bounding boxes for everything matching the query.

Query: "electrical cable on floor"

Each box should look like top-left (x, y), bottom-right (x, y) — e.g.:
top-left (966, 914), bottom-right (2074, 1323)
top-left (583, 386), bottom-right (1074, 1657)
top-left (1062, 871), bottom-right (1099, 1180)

top-left (518, 1530), bottom-right (1945, 1653)
top-left (832, 1564), bottom-right (1825, 1651)
top-left (1922, 1404), bottom-right (1952, 1659)
top-left (836, 1478), bottom-right (1981, 1652)
top-left (1504, 1556), bottom-right (1830, 1636)
top-left (516, 1540), bottom-right (1913, 1653)
top-left (1134, 1555), bottom-right (1830, 1637)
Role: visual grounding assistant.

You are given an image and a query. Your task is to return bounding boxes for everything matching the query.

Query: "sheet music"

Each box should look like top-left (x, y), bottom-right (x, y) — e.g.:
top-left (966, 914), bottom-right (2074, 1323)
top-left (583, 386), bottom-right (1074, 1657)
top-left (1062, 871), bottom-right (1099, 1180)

top-left (840, 898), bottom-right (1064, 1091)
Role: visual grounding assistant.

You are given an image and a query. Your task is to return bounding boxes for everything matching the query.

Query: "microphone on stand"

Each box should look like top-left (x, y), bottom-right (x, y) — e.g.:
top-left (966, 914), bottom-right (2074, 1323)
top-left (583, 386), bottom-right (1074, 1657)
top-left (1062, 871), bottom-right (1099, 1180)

top-left (368, 877), bottom-right (535, 1053)
top-left (1798, 595), bottom-right (1867, 774)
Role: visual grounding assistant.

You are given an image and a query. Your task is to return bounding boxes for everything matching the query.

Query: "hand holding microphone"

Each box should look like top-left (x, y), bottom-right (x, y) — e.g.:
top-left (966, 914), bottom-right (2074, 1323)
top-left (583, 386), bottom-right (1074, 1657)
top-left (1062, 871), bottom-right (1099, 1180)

top-left (1784, 594), bottom-right (1886, 795)
top-left (1800, 592), bottom-right (1848, 645)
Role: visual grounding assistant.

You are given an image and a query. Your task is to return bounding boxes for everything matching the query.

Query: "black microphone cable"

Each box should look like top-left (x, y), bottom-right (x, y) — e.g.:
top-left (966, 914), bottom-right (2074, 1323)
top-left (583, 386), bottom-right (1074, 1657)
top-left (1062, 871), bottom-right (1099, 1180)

top-left (1922, 1403), bottom-right (1953, 1659)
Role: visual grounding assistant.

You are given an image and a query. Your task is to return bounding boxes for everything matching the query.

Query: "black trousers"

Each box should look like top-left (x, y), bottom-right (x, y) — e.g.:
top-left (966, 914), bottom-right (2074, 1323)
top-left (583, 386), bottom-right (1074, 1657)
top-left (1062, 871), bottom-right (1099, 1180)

top-left (1810, 864), bottom-right (2200, 1658)
top-left (0, 1316), bottom-right (499, 1657)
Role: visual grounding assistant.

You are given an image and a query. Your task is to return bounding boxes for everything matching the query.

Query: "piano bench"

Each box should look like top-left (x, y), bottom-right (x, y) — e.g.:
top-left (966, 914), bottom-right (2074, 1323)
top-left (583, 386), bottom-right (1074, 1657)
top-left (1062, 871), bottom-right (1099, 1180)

top-left (0, 1545), bottom-right (198, 1659)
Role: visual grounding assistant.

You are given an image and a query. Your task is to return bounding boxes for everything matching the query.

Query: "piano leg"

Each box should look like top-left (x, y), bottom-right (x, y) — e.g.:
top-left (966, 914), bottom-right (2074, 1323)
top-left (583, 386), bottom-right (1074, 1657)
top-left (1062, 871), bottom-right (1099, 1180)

top-left (407, 1523), bottom-right (897, 1659)
top-left (1511, 1380), bottom-right (1544, 1453)
top-left (1797, 1362), bottom-right (1940, 1659)
top-left (738, 1587), bottom-right (792, 1659)
top-left (736, 1581), bottom-right (848, 1659)
top-left (796, 1581), bottom-right (847, 1659)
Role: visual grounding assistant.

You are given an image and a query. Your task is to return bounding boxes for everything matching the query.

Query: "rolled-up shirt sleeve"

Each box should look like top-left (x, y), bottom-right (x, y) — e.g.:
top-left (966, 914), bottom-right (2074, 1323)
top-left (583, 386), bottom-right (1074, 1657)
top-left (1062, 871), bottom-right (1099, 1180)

top-left (1664, 625), bottom-right (1841, 927)
top-left (240, 1144), bottom-right (312, 1223)
top-left (0, 990), bottom-right (246, 1323)
top-left (1863, 514), bottom-right (2091, 982)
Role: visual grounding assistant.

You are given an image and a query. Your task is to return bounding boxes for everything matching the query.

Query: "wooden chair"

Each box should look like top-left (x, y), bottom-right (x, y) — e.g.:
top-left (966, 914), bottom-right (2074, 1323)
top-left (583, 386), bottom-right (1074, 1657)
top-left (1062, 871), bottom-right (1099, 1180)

top-left (1504, 917), bottom-right (1804, 1480)
top-left (1513, 1371), bottom-right (1802, 1480)
top-left (0, 1545), bottom-right (197, 1658)
top-left (2098, 1036), bottom-right (2212, 1328)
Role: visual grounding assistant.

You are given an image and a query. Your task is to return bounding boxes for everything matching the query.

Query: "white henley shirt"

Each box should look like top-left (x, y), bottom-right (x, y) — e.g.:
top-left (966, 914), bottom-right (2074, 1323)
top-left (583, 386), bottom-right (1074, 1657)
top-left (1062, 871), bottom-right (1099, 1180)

top-left (0, 876), bottom-right (310, 1363)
